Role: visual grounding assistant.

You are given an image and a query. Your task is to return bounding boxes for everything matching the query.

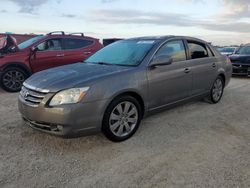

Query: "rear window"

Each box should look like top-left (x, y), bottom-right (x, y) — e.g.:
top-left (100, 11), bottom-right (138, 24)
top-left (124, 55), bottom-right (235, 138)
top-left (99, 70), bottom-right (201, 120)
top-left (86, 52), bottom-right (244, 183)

top-left (63, 38), bottom-right (94, 50)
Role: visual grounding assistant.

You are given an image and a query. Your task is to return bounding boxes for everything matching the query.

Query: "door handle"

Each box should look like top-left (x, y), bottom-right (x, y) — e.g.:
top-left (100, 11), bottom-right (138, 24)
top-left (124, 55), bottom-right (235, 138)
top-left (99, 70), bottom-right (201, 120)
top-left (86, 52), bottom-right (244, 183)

top-left (184, 68), bottom-right (191, 73)
top-left (56, 54), bottom-right (64, 57)
top-left (212, 63), bottom-right (216, 68)
top-left (84, 52), bottom-right (92, 55)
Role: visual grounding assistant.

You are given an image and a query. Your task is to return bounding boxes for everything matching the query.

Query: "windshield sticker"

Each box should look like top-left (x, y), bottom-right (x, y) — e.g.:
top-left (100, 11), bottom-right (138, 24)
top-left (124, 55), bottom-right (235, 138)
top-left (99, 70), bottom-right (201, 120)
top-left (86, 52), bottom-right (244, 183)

top-left (137, 40), bottom-right (155, 44)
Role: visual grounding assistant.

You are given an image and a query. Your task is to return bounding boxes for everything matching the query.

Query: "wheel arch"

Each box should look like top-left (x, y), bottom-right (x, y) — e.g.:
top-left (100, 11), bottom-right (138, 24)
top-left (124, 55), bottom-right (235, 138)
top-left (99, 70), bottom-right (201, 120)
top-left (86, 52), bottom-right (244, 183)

top-left (1, 62), bottom-right (32, 76)
top-left (216, 66), bottom-right (227, 84)
top-left (218, 73), bottom-right (226, 86)
top-left (107, 90), bottom-right (146, 117)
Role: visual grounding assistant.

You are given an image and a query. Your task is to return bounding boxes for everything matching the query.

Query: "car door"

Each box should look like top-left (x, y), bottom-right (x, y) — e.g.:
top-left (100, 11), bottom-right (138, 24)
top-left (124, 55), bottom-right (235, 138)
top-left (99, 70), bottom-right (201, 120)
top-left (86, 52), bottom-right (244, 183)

top-left (185, 40), bottom-right (217, 95)
top-left (30, 38), bottom-right (64, 72)
top-left (62, 38), bottom-right (96, 64)
top-left (147, 39), bottom-right (193, 110)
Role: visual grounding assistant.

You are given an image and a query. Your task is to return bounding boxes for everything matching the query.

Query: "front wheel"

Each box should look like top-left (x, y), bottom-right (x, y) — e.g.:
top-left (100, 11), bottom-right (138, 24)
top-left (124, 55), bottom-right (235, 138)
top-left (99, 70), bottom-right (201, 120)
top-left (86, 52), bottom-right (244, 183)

top-left (102, 96), bottom-right (142, 142)
top-left (1, 67), bottom-right (28, 92)
top-left (207, 76), bottom-right (225, 104)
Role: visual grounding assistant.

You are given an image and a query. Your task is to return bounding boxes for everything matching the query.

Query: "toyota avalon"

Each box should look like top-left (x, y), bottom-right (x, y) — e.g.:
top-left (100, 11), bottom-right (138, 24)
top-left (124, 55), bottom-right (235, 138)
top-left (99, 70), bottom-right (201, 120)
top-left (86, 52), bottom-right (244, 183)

top-left (18, 36), bottom-right (232, 142)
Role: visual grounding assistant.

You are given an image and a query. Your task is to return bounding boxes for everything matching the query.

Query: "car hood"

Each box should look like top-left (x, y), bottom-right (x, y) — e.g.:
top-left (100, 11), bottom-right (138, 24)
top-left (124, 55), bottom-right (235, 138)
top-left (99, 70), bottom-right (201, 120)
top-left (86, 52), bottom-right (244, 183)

top-left (24, 63), bottom-right (133, 92)
top-left (221, 52), bottom-right (232, 55)
top-left (229, 54), bottom-right (250, 64)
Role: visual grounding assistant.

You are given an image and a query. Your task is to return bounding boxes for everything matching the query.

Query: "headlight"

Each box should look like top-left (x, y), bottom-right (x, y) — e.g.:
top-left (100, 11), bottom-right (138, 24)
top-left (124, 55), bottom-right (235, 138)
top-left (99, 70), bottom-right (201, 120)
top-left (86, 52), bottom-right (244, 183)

top-left (49, 87), bottom-right (89, 106)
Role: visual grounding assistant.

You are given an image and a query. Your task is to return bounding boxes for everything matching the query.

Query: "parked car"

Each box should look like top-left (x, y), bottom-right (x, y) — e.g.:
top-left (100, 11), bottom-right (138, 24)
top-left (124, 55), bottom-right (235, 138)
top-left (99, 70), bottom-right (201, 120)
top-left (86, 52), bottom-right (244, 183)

top-left (18, 36), bottom-right (232, 142)
top-left (0, 34), bottom-right (17, 55)
top-left (229, 44), bottom-right (250, 76)
top-left (217, 47), bottom-right (237, 56)
top-left (0, 31), bottom-right (103, 92)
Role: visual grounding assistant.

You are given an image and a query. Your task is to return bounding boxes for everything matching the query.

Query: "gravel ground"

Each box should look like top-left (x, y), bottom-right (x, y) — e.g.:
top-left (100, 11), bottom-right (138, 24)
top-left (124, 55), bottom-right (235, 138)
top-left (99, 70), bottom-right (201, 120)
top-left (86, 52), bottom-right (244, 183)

top-left (0, 77), bottom-right (249, 188)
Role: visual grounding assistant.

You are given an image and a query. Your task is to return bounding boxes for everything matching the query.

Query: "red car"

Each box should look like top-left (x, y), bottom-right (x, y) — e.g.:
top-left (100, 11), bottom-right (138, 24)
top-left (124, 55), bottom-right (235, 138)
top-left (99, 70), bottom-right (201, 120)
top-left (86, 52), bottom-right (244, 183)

top-left (0, 31), bottom-right (103, 92)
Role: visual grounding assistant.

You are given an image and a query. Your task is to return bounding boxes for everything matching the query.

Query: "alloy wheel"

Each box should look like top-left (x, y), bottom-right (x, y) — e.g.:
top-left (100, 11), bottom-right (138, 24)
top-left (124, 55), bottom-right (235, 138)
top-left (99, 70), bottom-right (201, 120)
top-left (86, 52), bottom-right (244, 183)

top-left (2, 70), bottom-right (25, 91)
top-left (109, 101), bottom-right (138, 137)
top-left (212, 78), bottom-right (223, 102)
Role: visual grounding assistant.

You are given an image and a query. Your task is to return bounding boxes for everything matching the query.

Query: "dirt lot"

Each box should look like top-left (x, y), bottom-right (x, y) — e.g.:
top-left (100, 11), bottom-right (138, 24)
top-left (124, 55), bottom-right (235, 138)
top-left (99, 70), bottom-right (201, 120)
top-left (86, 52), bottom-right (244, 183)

top-left (0, 77), bottom-right (249, 188)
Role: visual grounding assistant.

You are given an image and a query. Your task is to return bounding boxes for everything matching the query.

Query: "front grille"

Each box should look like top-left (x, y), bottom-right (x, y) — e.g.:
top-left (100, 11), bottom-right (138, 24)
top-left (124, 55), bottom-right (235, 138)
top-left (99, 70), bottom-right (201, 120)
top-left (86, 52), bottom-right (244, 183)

top-left (231, 60), bottom-right (241, 64)
top-left (20, 86), bottom-right (48, 107)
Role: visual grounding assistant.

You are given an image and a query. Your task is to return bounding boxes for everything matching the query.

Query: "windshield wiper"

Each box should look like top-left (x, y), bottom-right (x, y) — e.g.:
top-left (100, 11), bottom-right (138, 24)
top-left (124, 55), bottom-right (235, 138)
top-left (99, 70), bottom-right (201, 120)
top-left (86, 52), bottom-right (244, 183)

top-left (85, 61), bottom-right (136, 67)
top-left (96, 62), bottom-right (113, 65)
top-left (85, 61), bottom-right (113, 66)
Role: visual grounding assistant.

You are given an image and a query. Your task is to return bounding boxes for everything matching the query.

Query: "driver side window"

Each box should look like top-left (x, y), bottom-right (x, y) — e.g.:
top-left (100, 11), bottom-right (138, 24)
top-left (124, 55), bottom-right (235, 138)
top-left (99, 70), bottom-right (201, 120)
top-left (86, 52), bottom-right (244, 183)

top-left (155, 40), bottom-right (186, 62)
top-left (37, 39), bottom-right (62, 51)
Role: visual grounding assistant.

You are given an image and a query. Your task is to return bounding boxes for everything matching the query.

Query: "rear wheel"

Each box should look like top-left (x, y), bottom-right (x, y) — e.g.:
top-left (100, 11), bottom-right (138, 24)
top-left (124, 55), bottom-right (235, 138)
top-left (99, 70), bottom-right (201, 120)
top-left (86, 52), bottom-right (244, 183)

top-left (207, 76), bottom-right (224, 104)
top-left (102, 96), bottom-right (142, 142)
top-left (1, 67), bottom-right (28, 92)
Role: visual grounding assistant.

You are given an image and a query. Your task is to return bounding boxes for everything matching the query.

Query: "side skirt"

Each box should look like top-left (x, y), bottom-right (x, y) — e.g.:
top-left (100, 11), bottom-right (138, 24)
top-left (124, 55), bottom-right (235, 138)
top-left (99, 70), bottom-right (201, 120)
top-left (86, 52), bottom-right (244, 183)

top-left (145, 92), bottom-right (210, 117)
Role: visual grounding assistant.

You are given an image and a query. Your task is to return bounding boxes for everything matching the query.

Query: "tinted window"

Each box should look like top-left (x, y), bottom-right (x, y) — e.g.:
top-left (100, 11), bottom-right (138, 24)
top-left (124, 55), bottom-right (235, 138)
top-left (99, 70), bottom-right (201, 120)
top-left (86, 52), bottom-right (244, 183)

top-left (37, 39), bottom-right (62, 51)
top-left (236, 46), bottom-right (250, 55)
top-left (86, 40), bottom-right (155, 66)
top-left (188, 41), bottom-right (208, 59)
top-left (64, 39), bottom-right (94, 50)
top-left (155, 40), bottom-right (186, 62)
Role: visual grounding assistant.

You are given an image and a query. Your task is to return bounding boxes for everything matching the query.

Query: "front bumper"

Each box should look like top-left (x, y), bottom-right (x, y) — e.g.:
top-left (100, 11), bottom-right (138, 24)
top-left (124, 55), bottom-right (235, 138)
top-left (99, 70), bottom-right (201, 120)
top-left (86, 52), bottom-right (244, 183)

top-left (232, 64), bottom-right (250, 76)
top-left (18, 95), bottom-right (108, 137)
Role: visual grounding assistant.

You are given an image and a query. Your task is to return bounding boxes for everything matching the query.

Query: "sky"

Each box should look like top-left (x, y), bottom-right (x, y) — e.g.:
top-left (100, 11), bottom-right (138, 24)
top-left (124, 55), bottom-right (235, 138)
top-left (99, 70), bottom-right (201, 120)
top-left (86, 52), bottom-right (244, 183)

top-left (1, 0), bottom-right (250, 45)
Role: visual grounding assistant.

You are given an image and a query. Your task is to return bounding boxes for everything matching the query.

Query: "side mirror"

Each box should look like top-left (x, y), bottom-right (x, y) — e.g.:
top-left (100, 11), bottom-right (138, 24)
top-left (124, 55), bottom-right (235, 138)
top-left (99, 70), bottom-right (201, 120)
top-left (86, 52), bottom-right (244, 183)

top-left (8, 46), bottom-right (17, 53)
top-left (150, 55), bottom-right (173, 67)
top-left (31, 46), bottom-right (38, 52)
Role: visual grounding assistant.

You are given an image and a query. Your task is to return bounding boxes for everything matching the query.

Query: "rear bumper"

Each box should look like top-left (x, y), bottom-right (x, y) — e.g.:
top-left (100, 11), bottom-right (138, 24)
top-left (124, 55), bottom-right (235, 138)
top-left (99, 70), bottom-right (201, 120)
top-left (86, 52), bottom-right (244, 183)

top-left (232, 64), bottom-right (250, 76)
top-left (18, 95), bottom-right (108, 137)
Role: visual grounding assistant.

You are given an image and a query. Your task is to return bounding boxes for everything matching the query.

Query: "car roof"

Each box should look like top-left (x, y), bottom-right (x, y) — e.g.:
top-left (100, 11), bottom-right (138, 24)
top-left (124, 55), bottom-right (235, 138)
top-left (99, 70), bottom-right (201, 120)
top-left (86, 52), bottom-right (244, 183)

top-left (126, 35), bottom-right (210, 44)
top-left (45, 34), bottom-right (98, 40)
top-left (220, 46), bottom-right (237, 48)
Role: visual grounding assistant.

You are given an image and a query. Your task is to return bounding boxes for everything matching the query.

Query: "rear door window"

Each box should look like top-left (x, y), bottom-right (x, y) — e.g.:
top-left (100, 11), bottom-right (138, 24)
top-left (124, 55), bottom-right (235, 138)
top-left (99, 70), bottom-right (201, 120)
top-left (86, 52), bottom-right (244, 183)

top-left (187, 41), bottom-right (209, 59)
top-left (155, 40), bottom-right (186, 62)
top-left (63, 38), bottom-right (94, 50)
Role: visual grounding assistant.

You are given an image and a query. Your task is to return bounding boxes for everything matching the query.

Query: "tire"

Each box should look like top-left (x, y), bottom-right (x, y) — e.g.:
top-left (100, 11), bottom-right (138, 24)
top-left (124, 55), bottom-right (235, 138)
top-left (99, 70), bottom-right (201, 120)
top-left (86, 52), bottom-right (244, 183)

top-left (102, 95), bottom-right (142, 142)
top-left (1, 67), bottom-right (28, 92)
top-left (207, 76), bottom-right (225, 104)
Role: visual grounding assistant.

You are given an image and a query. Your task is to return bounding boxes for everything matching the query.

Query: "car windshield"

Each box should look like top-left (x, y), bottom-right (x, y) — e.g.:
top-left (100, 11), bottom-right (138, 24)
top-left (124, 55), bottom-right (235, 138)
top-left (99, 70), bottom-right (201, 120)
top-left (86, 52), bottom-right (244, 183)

top-left (218, 48), bottom-right (235, 53)
top-left (18, 35), bottom-right (44, 50)
top-left (85, 40), bottom-right (156, 66)
top-left (235, 46), bottom-right (250, 55)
